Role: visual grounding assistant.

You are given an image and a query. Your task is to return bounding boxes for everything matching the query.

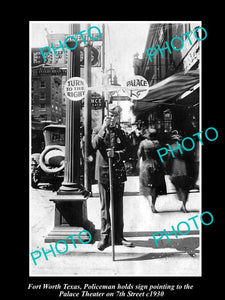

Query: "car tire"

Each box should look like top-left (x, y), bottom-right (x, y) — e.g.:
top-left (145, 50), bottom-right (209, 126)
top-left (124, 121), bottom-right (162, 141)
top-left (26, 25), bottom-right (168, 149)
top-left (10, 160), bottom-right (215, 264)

top-left (39, 145), bottom-right (65, 174)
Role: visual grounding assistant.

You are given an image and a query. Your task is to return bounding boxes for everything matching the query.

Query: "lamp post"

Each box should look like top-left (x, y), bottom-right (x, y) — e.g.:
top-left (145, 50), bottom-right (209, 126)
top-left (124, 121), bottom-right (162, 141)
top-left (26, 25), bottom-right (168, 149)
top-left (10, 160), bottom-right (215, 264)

top-left (45, 23), bottom-right (95, 244)
top-left (59, 23), bottom-right (81, 192)
top-left (83, 24), bottom-right (92, 193)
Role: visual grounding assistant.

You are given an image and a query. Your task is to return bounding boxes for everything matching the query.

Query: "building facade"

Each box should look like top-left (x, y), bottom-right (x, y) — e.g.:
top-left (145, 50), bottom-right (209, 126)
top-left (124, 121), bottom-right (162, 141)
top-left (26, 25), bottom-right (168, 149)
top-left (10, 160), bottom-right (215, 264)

top-left (133, 23), bottom-right (200, 140)
top-left (135, 23), bottom-right (200, 83)
top-left (31, 65), bottom-right (67, 124)
top-left (31, 27), bottom-right (104, 127)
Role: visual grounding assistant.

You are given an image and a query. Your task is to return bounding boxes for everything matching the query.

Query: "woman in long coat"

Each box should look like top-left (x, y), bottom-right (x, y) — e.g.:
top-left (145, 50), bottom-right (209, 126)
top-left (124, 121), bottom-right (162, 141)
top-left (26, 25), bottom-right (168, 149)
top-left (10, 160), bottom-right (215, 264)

top-left (137, 129), bottom-right (167, 213)
top-left (167, 133), bottom-right (195, 212)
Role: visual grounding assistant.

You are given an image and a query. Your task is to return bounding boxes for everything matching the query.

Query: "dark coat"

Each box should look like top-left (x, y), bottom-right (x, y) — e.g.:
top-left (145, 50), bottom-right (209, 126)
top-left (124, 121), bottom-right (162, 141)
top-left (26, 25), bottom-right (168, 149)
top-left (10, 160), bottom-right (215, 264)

top-left (167, 142), bottom-right (196, 191)
top-left (91, 126), bottom-right (127, 185)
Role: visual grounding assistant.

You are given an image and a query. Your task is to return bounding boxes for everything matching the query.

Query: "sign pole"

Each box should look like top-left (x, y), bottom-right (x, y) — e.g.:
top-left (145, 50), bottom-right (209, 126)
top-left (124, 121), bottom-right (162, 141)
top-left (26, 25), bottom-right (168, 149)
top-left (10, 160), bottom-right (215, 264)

top-left (105, 89), bottom-right (115, 261)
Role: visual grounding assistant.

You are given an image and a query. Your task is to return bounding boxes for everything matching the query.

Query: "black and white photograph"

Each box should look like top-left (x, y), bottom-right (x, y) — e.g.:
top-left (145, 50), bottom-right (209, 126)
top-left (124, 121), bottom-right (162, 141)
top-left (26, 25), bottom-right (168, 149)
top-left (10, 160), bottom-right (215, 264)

top-left (27, 19), bottom-right (221, 297)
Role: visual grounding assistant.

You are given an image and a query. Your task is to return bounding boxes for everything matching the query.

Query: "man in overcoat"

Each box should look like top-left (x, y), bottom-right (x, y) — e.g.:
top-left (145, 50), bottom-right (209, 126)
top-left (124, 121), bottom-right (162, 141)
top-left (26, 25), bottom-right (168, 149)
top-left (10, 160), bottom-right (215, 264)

top-left (92, 104), bottom-right (134, 251)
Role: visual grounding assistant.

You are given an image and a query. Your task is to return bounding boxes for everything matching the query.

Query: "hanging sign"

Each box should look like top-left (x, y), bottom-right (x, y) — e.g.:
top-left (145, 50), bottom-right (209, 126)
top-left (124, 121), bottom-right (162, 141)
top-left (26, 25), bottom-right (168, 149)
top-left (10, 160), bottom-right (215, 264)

top-left (64, 77), bottom-right (88, 101)
top-left (125, 75), bottom-right (149, 100)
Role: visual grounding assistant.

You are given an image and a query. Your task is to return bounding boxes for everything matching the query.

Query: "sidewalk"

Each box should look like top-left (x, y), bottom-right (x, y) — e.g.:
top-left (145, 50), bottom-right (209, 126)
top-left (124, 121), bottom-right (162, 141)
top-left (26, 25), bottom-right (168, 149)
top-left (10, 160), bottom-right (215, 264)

top-left (30, 176), bottom-right (201, 277)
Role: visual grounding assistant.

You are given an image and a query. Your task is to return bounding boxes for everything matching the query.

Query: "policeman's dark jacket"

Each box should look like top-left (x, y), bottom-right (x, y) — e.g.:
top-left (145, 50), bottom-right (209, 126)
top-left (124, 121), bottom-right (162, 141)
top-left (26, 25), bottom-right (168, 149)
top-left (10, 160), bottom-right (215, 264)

top-left (92, 126), bottom-right (127, 186)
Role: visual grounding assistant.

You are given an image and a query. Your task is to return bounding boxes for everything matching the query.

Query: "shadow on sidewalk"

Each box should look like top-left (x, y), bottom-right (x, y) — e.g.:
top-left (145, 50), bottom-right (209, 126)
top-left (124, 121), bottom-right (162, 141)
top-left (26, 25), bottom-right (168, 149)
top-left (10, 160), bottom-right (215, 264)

top-left (117, 235), bottom-right (199, 261)
top-left (91, 229), bottom-right (199, 261)
top-left (116, 249), bottom-right (200, 261)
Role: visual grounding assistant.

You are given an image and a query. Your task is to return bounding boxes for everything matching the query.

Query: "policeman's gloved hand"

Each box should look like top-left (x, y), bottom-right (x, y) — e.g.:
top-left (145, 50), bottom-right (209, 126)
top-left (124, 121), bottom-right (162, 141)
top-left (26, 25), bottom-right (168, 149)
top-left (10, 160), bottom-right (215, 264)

top-left (106, 148), bottom-right (115, 158)
top-left (102, 116), bottom-right (113, 131)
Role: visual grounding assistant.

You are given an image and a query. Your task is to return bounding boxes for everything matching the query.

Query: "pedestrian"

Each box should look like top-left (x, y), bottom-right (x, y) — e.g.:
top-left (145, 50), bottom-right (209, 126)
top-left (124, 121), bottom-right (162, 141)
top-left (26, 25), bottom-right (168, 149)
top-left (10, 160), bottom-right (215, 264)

top-left (128, 129), bottom-right (143, 175)
top-left (166, 132), bottom-right (195, 212)
top-left (91, 104), bottom-right (134, 251)
top-left (137, 128), bottom-right (167, 213)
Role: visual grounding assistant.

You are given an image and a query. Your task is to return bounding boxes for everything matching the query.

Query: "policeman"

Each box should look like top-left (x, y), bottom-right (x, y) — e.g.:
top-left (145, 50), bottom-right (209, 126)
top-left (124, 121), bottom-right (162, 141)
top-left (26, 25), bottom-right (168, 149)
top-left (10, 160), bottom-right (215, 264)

top-left (92, 104), bottom-right (134, 251)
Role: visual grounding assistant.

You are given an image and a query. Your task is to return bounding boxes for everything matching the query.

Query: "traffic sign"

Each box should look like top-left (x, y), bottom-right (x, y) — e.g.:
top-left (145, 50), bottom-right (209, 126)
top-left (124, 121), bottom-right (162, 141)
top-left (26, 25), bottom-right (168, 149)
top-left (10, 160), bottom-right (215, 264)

top-left (125, 75), bottom-right (149, 100)
top-left (64, 77), bottom-right (88, 101)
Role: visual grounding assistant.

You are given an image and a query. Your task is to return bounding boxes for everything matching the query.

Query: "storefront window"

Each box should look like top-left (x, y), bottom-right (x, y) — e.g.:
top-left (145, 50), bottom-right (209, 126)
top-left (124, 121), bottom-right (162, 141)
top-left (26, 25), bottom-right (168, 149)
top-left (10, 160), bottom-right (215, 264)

top-left (163, 109), bottom-right (172, 132)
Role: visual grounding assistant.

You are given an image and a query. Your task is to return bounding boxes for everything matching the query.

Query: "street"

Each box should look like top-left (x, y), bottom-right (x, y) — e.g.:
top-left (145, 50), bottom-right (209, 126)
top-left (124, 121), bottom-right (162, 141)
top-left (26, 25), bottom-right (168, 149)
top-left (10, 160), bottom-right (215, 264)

top-left (30, 22), bottom-right (202, 278)
top-left (29, 175), bottom-right (201, 277)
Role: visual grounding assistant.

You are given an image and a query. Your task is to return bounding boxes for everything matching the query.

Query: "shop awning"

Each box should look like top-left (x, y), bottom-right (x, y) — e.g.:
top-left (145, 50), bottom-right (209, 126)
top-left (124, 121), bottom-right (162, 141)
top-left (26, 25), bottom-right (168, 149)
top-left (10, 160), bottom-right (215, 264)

top-left (131, 70), bottom-right (199, 118)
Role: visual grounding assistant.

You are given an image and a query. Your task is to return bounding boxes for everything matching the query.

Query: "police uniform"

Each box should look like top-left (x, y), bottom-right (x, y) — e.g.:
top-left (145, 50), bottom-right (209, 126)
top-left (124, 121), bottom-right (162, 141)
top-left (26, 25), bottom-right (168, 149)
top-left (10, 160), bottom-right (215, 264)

top-left (91, 105), bottom-right (133, 250)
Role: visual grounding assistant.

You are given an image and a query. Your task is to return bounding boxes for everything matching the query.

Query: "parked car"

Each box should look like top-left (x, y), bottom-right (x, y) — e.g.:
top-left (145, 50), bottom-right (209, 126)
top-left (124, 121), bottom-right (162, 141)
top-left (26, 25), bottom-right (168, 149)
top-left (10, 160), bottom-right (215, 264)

top-left (31, 124), bottom-right (65, 189)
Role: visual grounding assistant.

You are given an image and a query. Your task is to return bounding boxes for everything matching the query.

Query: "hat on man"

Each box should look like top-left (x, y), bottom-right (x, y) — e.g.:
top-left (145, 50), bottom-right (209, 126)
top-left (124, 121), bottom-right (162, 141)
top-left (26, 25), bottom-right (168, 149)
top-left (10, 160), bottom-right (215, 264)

top-left (108, 104), bottom-right (122, 116)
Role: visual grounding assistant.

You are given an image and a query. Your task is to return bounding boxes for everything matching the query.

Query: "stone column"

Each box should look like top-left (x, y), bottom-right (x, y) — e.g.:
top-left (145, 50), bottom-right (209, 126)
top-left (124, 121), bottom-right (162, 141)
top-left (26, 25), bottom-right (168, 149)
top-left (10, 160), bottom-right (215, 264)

top-left (45, 24), bottom-right (95, 244)
top-left (59, 23), bottom-right (81, 192)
